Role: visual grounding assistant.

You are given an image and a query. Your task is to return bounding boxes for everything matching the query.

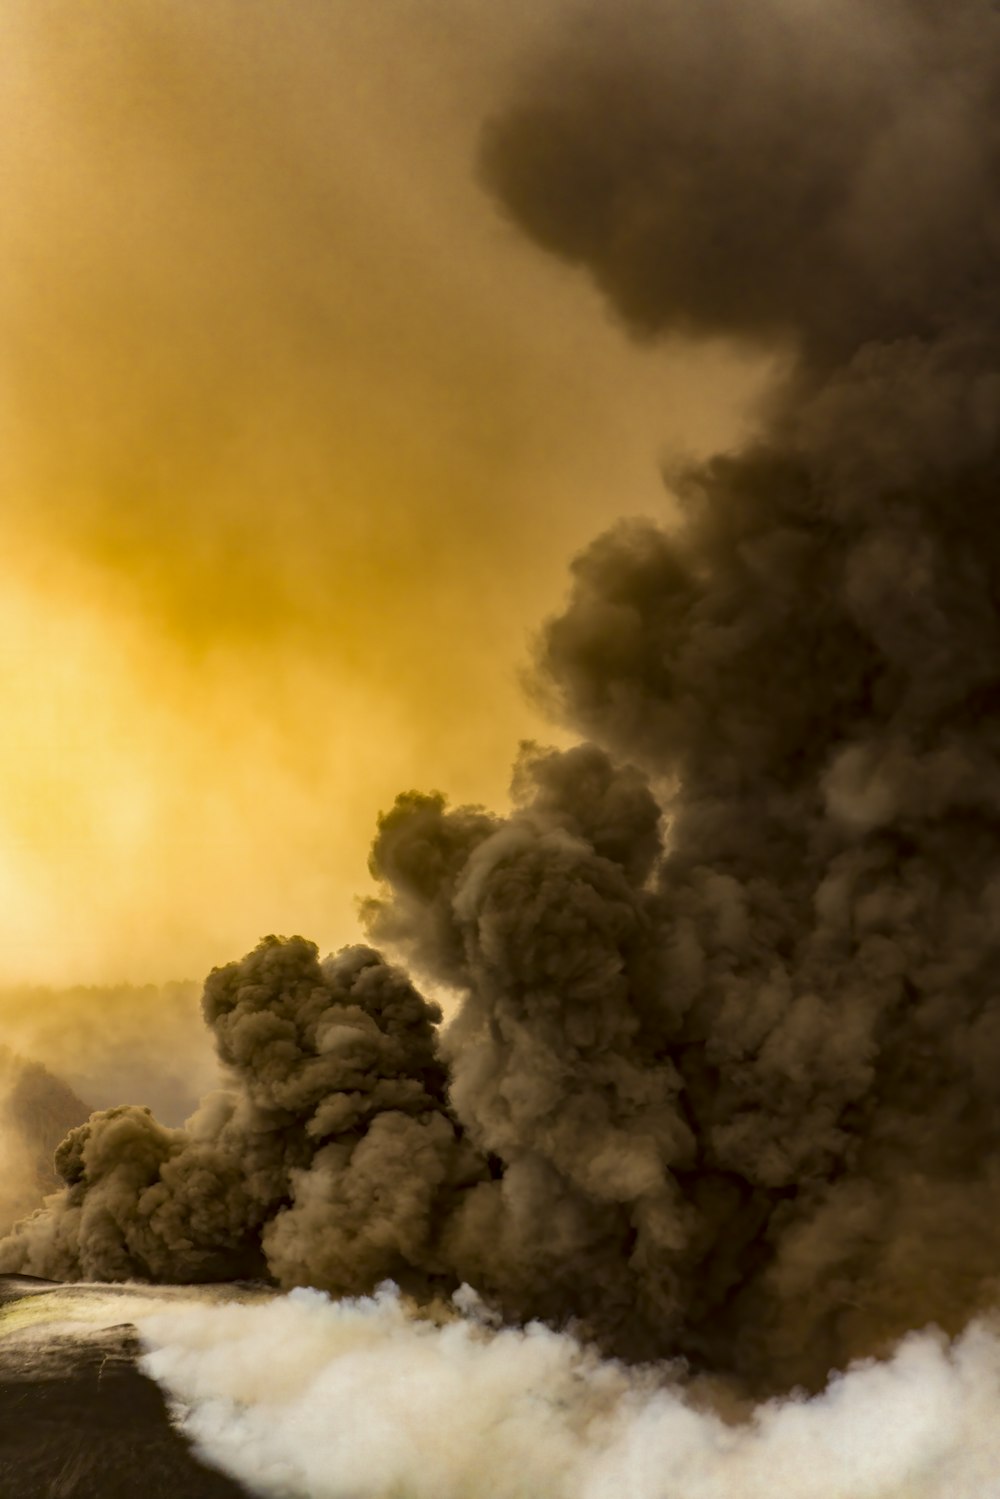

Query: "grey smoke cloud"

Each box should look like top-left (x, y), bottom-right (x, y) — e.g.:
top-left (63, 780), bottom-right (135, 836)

top-left (4, 0), bottom-right (1000, 1402)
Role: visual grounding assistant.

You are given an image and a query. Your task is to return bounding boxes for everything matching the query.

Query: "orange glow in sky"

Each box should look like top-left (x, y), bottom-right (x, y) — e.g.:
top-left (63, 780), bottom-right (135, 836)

top-left (0, 0), bottom-right (765, 985)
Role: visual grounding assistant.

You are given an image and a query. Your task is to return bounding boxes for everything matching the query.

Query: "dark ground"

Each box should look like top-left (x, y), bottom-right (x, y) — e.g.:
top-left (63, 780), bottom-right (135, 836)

top-left (0, 1275), bottom-right (253, 1499)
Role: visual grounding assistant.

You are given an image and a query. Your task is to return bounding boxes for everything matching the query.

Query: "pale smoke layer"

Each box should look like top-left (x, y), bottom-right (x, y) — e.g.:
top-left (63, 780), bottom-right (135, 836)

top-left (135, 1285), bottom-right (1000, 1499)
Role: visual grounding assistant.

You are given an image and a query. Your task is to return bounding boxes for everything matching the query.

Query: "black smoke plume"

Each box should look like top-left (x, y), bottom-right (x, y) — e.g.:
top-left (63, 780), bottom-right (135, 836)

top-left (6, 0), bottom-right (1000, 1395)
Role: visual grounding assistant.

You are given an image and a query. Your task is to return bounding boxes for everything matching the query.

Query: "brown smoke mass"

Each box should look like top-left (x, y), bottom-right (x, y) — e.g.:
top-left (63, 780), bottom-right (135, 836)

top-left (4, 0), bottom-right (1000, 1397)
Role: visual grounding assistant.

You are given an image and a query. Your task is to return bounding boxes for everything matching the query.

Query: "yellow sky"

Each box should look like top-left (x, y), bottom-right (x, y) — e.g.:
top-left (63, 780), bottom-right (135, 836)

top-left (0, 0), bottom-right (765, 986)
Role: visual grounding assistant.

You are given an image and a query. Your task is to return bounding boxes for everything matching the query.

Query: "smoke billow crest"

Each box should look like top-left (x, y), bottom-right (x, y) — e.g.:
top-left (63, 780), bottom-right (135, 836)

top-left (5, 0), bottom-right (1000, 1397)
top-left (0, 942), bottom-right (485, 1296)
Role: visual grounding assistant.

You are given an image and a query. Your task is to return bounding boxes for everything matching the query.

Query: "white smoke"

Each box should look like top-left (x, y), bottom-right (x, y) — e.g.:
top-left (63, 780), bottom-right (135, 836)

top-left (132, 1285), bottom-right (1000, 1499)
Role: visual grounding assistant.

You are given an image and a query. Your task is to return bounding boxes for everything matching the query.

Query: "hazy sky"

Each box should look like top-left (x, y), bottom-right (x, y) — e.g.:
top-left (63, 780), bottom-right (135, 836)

top-left (0, 0), bottom-right (763, 985)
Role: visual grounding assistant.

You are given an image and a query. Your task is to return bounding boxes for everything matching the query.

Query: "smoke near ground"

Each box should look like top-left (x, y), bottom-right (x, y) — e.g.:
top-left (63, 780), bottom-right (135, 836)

top-left (135, 1286), bottom-right (1000, 1499)
top-left (4, 0), bottom-right (1000, 1408)
top-left (6, 1280), bottom-right (997, 1499)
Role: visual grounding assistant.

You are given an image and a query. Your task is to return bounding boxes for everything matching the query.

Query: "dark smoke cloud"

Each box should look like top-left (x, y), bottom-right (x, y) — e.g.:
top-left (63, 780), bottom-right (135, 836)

top-left (468, 0), bottom-right (1000, 1386)
top-left (480, 0), bottom-right (1000, 369)
top-left (5, 0), bottom-right (1000, 1398)
top-left (0, 940), bottom-right (485, 1293)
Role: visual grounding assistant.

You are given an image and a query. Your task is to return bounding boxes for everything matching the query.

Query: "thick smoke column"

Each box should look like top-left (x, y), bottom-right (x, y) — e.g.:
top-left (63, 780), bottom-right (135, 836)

top-left (5, 0), bottom-right (1000, 1398)
top-left (368, 0), bottom-right (1000, 1387)
top-left (460, 0), bottom-right (1000, 1387)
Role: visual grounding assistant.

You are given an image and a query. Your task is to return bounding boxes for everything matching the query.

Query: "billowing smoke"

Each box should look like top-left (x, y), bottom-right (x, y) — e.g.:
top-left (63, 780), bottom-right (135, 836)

top-left (0, 942), bottom-right (486, 1293)
top-left (10, 1281), bottom-right (1000, 1498)
top-left (133, 1287), bottom-right (1000, 1499)
top-left (469, 0), bottom-right (1000, 1387)
top-left (5, 0), bottom-right (1000, 1401)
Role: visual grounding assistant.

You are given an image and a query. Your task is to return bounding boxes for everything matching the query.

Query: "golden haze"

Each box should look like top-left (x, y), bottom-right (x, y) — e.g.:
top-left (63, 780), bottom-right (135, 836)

top-left (0, 0), bottom-right (764, 986)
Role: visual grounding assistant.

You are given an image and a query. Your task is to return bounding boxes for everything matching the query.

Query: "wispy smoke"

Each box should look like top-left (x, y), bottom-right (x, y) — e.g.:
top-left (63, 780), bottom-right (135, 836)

top-left (0, 1048), bottom-right (88, 1233)
top-left (0, 981), bottom-right (216, 1124)
top-left (4, 0), bottom-right (1000, 1406)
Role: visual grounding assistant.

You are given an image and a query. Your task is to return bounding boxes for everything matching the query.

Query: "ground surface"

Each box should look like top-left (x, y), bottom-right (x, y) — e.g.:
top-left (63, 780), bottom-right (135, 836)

top-left (0, 1275), bottom-right (252, 1499)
